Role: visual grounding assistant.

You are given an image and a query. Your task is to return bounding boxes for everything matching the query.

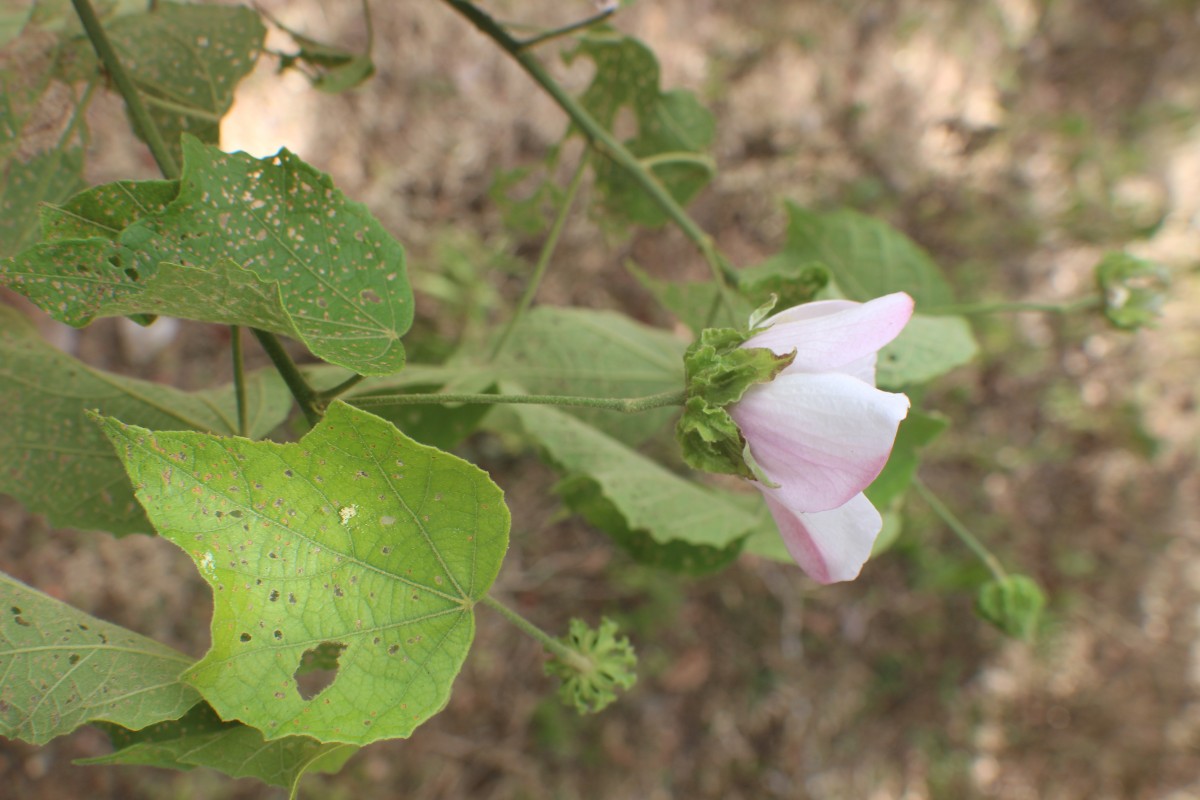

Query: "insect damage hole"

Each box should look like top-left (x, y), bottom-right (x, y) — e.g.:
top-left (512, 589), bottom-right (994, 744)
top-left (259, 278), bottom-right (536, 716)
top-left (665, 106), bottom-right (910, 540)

top-left (293, 641), bottom-right (347, 701)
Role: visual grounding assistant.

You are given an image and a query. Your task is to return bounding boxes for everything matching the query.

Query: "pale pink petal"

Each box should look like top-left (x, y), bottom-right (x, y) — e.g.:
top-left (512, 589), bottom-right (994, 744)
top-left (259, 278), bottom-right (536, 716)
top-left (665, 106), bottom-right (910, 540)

top-left (743, 292), bottom-right (914, 376)
top-left (730, 372), bottom-right (909, 511)
top-left (761, 491), bottom-right (882, 584)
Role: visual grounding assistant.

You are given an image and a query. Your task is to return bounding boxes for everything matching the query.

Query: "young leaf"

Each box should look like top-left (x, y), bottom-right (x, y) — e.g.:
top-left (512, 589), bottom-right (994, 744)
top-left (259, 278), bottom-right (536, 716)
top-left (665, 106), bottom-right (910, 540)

top-left (565, 32), bottom-right (715, 227)
top-left (81, 702), bottom-right (357, 793)
top-left (0, 26), bottom-right (87, 256)
top-left (493, 306), bottom-right (686, 445)
top-left (876, 313), bottom-right (978, 389)
top-left (267, 0), bottom-right (375, 94)
top-left (96, 401), bottom-right (511, 745)
top-left (976, 574), bottom-right (1045, 641)
top-left (66, 3), bottom-right (265, 166)
top-left (511, 404), bottom-right (758, 555)
top-left (775, 203), bottom-right (955, 308)
top-left (0, 572), bottom-right (200, 745)
top-left (3, 137), bottom-right (415, 375)
top-left (0, 305), bottom-right (291, 535)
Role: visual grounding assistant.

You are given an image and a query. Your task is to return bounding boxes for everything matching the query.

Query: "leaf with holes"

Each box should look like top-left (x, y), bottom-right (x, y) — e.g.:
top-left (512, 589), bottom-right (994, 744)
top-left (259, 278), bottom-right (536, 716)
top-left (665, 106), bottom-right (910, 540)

top-left (1, 136), bottom-right (414, 375)
top-left (63, 3), bottom-right (264, 167)
top-left (565, 31), bottom-right (715, 227)
top-left (96, 401), bottom-right (510, 745)
top-left (0, 572), bottom-right (200, 745)
top-left (80, 702), bottom-right (357, 793)
top-left (0, 305), bottom-right (292, 535)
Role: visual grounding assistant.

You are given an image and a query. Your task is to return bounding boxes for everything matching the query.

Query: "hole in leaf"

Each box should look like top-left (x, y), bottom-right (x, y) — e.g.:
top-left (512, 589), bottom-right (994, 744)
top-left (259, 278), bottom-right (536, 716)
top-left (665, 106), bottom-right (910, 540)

top-left (239, 632), bottom-right (252, 642)
top-left (124, 267), bottom-right (139, 282)
top-left (293, 641), bottom-right (347, 701)
top-left (68, 654), bottom-right (80, 665)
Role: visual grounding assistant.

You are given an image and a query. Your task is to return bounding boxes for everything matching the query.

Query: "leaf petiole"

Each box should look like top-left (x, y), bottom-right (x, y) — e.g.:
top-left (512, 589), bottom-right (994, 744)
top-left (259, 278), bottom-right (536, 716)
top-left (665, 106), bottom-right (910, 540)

top-left (481, 594), bottom-right (592, 673)
top-left (913, 477), bottom-right (1008, 582)
top-left (350, 388), bottom-right (686, 414)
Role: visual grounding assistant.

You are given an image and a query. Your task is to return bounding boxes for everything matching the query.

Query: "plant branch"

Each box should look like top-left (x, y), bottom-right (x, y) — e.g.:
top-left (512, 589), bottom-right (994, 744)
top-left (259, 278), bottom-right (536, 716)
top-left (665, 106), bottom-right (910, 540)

top-left (489, 153), bottom-right (590, 361)
top-left (231, 327), bottom-right (249, 437)
top-left (442, 0), bottom-right (739, 308)
top-left (70, 0), bottom-right (180, 180)
top-left (481, 594), bottom-right (592, 673)
top-left (514, 4), bottom-right (616, 50)
top-left (350, 388), bottom-right (686, 414)
top-left (315, 373), bottom-right (367, 403)
top-left (913, 477), bottom-right (1008, 582)
top-left (250, 329), bottom-right (321, 426)
top-left (925, 296), bottom-right (1102, 316)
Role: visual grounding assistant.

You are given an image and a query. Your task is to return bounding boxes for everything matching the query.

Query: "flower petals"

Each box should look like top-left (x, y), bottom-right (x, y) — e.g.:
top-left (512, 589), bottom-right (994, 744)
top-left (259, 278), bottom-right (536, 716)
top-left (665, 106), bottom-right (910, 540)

top-left (744, 292), bottom-right (914, 376)
top-left (761, 491), bottom-right (882, 584)
top-left (730, 372), bottom-right (910, 511)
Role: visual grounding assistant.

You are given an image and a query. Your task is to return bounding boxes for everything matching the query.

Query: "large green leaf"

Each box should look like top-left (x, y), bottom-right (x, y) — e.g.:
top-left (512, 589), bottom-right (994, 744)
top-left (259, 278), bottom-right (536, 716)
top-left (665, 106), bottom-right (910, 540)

top-left (0, 305), bottom-right (291, 535)
top-left (81, 702), bottom-right (357, 795)
top-left (494, 306), bottom-right (686, 445)
top-left (511, 404), bottom-right (757, 557)
top-left (97, 401), bottom-right (510, 745)
top-left (877, 313), bottom-right (978, 389)
top-left (776, 203), bottom-right (955, 308)
top-left (0, 25), bottom-right (87, 257)
top-left (566, 31), bottom-right (715, 227)
top-left (3, 137), bottom-right (414, 375)
top-left (68, 3), bottom-right (265, 166)
top-left (0, 572), bottom-right (199, 745)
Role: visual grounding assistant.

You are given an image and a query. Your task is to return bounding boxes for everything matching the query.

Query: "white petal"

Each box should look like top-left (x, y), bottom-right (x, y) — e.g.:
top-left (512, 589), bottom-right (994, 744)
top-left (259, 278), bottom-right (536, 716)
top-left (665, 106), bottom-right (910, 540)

top-left (743, 292), bottom-right (914, 376)
top-left (730, 372), bottom-right (910, 511)
top-left (761, 491), bottom-right (882, 583)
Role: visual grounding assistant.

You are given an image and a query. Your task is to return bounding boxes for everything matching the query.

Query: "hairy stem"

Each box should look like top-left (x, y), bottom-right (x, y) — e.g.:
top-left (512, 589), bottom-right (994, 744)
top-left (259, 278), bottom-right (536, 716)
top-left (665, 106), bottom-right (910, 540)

top-left (231, 326), bottom-right (249, 437)
top-left (70, 0), bottom-right (180, 179)
top-left (351, 388), bottom-right (686, 414)
top-left (250, 329), bottom-right (321, 426)
top-left (481, 594), bottom-right (592, 673)
top-left (913, 478), bottom-right (1008, 582)
top-left (489, 153), bottom-right (590, 361)
top-left (442, 0), bottom-right (739, 310)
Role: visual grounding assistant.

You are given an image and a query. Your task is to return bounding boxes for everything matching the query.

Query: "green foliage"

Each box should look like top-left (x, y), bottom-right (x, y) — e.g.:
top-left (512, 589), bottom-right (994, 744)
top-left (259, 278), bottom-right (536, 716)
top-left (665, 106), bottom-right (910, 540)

top-left (81, 702), bottom-right (357, 796)
top-left (65, 3), bottom-right (265, 167)
top-left (0, 23), bottom-right (87, 257)
top-left (865, 411), bottom-right (948, 509)
top-left (0, 305), bottom-right (291, 535)
top-left (2, 137), bottom-right (415, 375)
top-left (676, 327), bottom-right (793, 479)
top-left (776, 203), bottom-right (955, 308)
top-left (512, 404), bottom-right (758, 556)
top-left (565, 31), bottom-right (715, 227)
top-left (97, 401), bottom-right (511, 745)
top-left (627, 260), bottom-right (751, 334)
top-left (1095, 251), bottom-right (1169, 330)
top-left (558, 475), bottom-right (744, 575)
top-left (975, 574), bottom-right (1045, 640)
top-left (0, 572), bottom-right (199, 745)
top-left (877, 314), bottom-right (979, 389)
top-left (268, 0), bottom-right (375, 94)
top-left (545, 617), bottom-right (637, 714)
top-left (494, 306), bottom-right (686, 445)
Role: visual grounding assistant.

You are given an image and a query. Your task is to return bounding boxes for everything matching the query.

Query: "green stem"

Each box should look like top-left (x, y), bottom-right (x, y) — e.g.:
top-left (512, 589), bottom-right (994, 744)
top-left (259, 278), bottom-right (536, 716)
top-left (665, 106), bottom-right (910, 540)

top-left (489, 153), bottom-right (590, 361)
top-left (481, 594), bottom-right (592, 672)
top-left (514, 5), bottom-right (616, 50)
top-left (250, 329), bottom-right (322, 426)
top-left (913, 477), bottom-right (1008, 582)
top-left (70, 0), bottom-right (180, 180)
top-left (351, 388), bottom-right (686, 413)
top-left (231, 326), bottom-right (249, 437)
top-left (442, 1), bottom-right (739, 309)
top-left (925, 296), bottom-right (1102, 316)
top-left (315, 374), bottom-right (367, 403)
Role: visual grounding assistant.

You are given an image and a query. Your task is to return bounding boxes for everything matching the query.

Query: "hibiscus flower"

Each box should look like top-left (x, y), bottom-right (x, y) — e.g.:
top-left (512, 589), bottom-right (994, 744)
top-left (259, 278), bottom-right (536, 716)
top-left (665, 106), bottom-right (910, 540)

top-left (730, 293), bottom-right (914, 583)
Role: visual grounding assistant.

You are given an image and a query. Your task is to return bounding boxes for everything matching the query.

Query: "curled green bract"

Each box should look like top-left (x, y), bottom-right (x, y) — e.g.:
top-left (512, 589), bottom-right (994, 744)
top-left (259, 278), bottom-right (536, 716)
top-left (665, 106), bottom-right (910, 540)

top-left (545, 617), bottom-right (637, 715)
top-left (675, 327), bottom-right (794, 479)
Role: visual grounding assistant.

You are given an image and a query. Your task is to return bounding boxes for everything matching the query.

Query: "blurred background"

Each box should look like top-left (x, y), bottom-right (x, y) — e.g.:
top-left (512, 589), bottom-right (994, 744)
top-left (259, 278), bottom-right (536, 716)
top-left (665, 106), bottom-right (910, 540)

top-left (2, 1), bottom-right (1199, 797)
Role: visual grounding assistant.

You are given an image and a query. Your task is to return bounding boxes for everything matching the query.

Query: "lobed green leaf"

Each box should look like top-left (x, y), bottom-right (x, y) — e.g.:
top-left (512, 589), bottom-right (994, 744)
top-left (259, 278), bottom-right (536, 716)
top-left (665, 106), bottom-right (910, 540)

top-left (97, 401), bottom-right (510, 745)
top-left (0, 305), bottom-right (291, 535)
top-left (0, 572), bottom-right (200, 745)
